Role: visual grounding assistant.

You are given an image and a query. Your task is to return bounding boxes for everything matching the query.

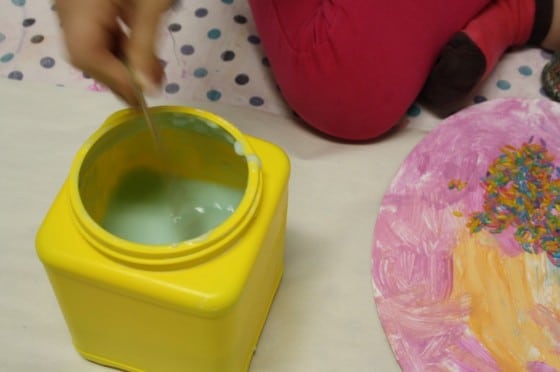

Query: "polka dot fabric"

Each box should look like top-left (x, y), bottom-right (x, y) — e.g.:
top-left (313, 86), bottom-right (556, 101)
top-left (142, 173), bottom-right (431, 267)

top-left (0, 1), bottom-right (554, 130)
top-left (0, 0), bottom-right (290, 116)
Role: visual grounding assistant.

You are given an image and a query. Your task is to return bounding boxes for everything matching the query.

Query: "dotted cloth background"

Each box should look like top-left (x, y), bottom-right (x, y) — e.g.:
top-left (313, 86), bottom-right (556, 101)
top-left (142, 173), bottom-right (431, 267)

top-left (0, 0), bottom-right (290, 114)
top-left (0, 0), bottom-right (554, 132)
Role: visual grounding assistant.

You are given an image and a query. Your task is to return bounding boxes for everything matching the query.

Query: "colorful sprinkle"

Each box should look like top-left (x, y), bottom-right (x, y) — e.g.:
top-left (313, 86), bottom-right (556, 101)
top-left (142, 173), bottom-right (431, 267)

top-left (542, 52), bottom-right (560, 102)
top-left (448, 179), bottom-right (467, 191)
top-left (467, 139), bottom-right (560, 263)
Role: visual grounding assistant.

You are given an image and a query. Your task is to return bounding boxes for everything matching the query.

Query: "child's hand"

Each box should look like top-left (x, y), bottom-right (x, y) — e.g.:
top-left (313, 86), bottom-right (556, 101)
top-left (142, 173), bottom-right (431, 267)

top-left (56, 0), bottom-right (172, 104)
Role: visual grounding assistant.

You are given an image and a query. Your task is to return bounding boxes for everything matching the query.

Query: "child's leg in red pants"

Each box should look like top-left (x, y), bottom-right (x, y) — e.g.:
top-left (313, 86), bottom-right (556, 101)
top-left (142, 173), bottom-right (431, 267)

top-left (249, 0), bottom-right (490, 140)
top-left (420, 0), bottom-right (553, 113)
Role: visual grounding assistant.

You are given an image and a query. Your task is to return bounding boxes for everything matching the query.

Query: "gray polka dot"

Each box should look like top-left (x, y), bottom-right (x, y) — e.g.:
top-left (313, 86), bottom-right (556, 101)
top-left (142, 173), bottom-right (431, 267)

top-left (40, 56), bottom-right (55, 68)
top-left (234, 15), bottom-right (247, 24)
top-left (235, 74), bottom-right (249, 85)
top-left (250, 96), bottom-right (264, 106)
top-left (30, 34), bottom-right (44, 43)
top-left (221, 50), bottom-right (235, 61)
top-left (195, 8), bottom-right (208, 17)
top-left (247, 35), bottom-right (261, 44)
top-left (165, 83), bottom-right (180, 94)
top-left (168, 23), bottom-right (182, 32)
top-left (181, 44), bottom-right (194, 55)
top-left (22, 18), bottom-right (36, 27)
top-left (8, 70), bottom-right (23, 80)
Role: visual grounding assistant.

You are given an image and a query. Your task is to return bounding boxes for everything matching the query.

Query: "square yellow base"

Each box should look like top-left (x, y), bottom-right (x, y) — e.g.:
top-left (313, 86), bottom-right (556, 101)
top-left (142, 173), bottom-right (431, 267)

top-left (37, 134), bottom-right (289, 372)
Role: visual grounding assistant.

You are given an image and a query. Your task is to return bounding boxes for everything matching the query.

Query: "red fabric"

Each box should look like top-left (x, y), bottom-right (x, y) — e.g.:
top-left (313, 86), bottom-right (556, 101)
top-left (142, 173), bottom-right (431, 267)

top-left (249, 0), bottom-right (490, 140)
top-left (464, 0), bottom-right (537, 79)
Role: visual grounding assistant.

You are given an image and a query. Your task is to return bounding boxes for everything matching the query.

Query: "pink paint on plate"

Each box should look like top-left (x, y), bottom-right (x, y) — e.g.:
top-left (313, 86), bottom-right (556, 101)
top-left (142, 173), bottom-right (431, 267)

top-left (372, 98), bottom-right (560, 370)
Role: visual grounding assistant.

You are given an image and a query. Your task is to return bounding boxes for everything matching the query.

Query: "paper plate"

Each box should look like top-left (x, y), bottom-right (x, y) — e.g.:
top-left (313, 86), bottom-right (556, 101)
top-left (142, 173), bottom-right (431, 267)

top-left (372, 98), bottom-right (560, 371)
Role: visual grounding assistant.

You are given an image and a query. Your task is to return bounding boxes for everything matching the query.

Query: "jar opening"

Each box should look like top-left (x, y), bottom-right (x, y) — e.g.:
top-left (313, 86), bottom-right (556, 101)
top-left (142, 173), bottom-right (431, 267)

top-left (77, 109), bottom-right (252, 247)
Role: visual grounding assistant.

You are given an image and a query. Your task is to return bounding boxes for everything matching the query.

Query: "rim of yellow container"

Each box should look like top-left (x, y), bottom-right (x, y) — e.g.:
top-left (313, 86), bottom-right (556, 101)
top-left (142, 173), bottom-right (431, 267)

top-left (69, 106), bottom-right (262, 269)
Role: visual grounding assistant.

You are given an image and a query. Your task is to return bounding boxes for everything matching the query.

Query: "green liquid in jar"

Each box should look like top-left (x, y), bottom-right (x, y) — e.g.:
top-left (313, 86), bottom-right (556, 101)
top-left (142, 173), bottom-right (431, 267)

top-left (102, 168), bottom-right (244, 245)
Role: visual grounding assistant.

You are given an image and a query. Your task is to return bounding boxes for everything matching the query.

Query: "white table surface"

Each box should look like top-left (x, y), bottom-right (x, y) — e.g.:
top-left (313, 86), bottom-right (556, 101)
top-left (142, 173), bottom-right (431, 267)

top-left (0, 79), bottom-right (430, 371)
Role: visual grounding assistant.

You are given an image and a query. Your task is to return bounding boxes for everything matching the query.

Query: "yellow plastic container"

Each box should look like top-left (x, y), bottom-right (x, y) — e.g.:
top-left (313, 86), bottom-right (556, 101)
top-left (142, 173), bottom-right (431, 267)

top-left (36, 106), bottom-right (290, 372)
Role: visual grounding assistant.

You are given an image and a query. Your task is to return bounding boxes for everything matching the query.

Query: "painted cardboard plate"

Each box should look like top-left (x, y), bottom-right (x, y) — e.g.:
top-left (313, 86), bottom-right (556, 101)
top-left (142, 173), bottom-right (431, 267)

top-left (372, 98), bottom-right (560, 371)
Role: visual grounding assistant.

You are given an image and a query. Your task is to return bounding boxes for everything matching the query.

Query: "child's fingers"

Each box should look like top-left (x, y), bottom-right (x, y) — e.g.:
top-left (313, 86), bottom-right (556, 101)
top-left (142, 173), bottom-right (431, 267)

top-left (66, 26), bottom-right (138, 104)
top-left (125, 0), bottom-right (170, 93)
top-left (82, 50), bottom-right (140, 106)
top-left (57, 0), bottom-right (139, 105)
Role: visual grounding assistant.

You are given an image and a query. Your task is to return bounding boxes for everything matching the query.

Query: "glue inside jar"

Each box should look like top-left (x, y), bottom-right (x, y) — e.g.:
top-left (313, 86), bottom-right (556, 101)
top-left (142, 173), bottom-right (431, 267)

top-left (71, 107), bottom-right (262, 267)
